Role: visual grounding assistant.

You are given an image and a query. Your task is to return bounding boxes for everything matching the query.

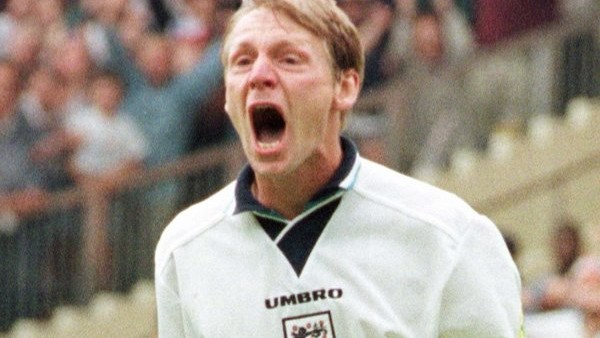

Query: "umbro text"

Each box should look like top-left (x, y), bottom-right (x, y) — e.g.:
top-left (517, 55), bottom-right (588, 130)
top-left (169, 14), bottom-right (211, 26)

top-left (265, 288), bottom-right (343, 309)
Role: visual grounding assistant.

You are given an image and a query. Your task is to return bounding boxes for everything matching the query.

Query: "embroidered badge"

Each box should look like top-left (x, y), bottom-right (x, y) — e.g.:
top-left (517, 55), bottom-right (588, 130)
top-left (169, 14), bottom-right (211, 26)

top-left (282, 311), bottom-right (335, 338)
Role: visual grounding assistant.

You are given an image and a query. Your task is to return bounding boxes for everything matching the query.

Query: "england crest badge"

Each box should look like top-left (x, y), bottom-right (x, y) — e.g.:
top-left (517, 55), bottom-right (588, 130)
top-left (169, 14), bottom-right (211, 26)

top-left (282, 311), bottom-right (336, 338)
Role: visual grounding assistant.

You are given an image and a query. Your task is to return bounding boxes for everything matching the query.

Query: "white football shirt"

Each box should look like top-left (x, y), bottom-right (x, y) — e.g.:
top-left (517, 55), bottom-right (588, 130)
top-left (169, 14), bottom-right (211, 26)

top-left (155, 139), bottom-right (524, 337)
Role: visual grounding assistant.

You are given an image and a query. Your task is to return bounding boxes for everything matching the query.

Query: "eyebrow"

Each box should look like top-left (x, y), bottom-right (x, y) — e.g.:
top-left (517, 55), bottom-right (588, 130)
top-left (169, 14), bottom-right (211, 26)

top-left (231, 33), bottom-right (313, 50)
top-left (227, 37), bottom-right (313, 61)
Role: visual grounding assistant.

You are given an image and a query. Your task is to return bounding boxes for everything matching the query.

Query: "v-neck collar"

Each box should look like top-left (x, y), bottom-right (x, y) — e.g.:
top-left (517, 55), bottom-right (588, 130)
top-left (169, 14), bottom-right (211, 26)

top-left (233, 136), bottom-right (360, 276)
top-left (233, 136), bottom-right (359, 220)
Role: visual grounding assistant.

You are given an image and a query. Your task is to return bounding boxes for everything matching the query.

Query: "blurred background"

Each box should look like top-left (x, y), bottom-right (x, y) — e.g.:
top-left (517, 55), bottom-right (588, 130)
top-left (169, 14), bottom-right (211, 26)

top-left (0, 0), bottom-right (598, 337)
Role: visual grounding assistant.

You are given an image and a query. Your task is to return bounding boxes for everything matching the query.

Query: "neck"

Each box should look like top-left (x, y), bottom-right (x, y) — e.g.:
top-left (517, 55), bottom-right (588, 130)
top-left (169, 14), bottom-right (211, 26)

top-left (585, 312), bottom-right (600, 338)
top-left (253, 145), bottom-right (343, 220)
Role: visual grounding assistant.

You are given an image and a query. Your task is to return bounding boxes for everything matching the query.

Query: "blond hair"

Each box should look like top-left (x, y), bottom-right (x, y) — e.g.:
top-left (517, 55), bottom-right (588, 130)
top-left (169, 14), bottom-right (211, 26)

top-left (221, 0), bottom-right (364, 82)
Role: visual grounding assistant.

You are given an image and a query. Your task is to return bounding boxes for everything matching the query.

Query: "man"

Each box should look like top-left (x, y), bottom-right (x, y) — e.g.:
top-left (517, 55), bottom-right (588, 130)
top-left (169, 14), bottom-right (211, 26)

top-left (155, 0), bottom-right (524, 337)
top-left (0, 60), bottom-right (50, 330)
top-left (399, 8), bottom-right (473, 177)
top-left (104, 22), bottom-right (224, 281)
top-left (525, 255), bottom-right (600, 338)
top-left (569, 255), bottom-right (600, 338)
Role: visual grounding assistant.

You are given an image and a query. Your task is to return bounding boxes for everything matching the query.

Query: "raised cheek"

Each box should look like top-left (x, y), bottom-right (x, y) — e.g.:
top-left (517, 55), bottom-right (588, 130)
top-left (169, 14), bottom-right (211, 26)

top-left (299, 77), bottom-right (334, 109)
top-left (225, 76), bottom-right (241, 109)
top-left (224, 91), bottom-right (241, 125)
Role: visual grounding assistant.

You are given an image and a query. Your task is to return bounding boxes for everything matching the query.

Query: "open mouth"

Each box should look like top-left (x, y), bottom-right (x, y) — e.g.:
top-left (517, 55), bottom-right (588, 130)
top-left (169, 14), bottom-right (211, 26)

top-left (252, 104), bottom-right (286, 149)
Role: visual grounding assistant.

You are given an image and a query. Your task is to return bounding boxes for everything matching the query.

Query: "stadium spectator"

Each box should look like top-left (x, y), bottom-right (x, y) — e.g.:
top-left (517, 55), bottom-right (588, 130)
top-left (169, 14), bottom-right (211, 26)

top-left (103, 29), bottom-right (222, 167)
top-left (568, 255), bottom-right (600, 337)
top-left (393, 4), bottom-right (474, 176)
top-left (64, 70), bottom-right (147, 290)
top-left (97, 11), bottom-right (224, 277)
top-left (0, 60), bottom-right (51, 330)
top-left (66, 70), bottom-right (146, 185)
top-left (430, 0), bottom-right (474, 64)
top-left (339, 0), bottom-right (395, 92)
top-left (465, 53), bottom-right (528, 152)
top-left (4, 21), bottom-right (44, 77)
top-left (364, 0), bottom-right (476, 174)
top-left (380, 0), bottom-right (416, 76)
top-left (168, 0), bottom-right (216, 73)
top-left (18, 63), bottom-right (86, 309)
top-left (523, 217), bottom-right (584, 312)
top-left (465, 0), bottom-right (560, 147)
top-left (181, 0), bottom-right (238, 207)
top-left (48, 31), bottom-right (98, 115)
top-left (6, 4), bottom-right (95, 305)
top-left (383, 0), bottom-right (473, 76)
top-left (0, 0), bottom-right (36, 56)
top-left (525, 255), bottom-right (600, 338)
top-left (23, 65), bottom-right (76, 191)
top-left (187, 0), bottom-right (238, 152)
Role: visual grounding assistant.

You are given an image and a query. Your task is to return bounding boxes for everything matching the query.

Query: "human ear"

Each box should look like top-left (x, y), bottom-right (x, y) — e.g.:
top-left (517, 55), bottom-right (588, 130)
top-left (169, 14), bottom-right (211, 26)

top-left (333, 69), bottom-right (360, 112)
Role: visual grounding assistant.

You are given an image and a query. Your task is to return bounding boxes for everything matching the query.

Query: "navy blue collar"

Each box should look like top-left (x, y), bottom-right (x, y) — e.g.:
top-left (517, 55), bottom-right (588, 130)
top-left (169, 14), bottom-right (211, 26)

top-left (233, 136), bottom-right (358, 218)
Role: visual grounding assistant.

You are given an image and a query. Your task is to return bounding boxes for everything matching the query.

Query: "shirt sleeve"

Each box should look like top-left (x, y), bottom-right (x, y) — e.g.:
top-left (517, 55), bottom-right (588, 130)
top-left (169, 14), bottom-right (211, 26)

top-left (155, 256), bottom-right (195, 338)
top-left (438, 214), bottom-right (525, 337)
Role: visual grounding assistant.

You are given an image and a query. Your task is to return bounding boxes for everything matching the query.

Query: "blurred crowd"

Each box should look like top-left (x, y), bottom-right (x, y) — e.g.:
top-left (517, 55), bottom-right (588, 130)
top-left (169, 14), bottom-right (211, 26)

top-left (342, 0), bottom-right (598, 177)
top-left (1, 0), bottom-right (238, 230)
top-left (509, 218), bottom-right (600, 338)
top-left (0, 0), bottom-right (238, 330)
top-left (0, 0), bottom-right (598, 334)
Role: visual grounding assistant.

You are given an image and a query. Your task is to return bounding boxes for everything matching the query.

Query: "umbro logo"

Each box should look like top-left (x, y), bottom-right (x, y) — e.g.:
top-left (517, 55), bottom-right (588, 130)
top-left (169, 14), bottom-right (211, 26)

top-left (283, 311), bottom-right (336, 338)
top-left (265, 288), bottom-right (343, 309)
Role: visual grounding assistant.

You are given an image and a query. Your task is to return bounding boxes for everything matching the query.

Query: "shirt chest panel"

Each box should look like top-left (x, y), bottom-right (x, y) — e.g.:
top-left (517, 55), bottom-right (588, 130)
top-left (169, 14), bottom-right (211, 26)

top-left (175, 198), bottom-right (453, 337)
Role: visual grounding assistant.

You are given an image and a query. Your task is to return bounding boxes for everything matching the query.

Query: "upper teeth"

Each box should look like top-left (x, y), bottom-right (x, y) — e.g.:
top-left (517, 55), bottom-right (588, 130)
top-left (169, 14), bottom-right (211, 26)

top-left (253, 104), bottom-right (276, 113)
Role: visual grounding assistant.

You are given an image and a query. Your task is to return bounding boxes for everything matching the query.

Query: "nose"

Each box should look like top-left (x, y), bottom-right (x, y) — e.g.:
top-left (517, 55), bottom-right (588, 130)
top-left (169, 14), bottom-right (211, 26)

top-left (248, 56), bottom-right (277, 90)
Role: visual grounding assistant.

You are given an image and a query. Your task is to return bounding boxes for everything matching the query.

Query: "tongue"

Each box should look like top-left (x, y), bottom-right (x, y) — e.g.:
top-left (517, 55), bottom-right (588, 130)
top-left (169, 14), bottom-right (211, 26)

top-left (258, 128), bottom-right (283, 144)
top-left (253, 106), bottom-right (285, 146)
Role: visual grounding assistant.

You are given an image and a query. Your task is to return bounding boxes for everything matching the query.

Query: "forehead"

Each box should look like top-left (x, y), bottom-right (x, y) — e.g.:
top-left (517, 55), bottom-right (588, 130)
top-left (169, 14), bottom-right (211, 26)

top-left (225, 8), bottom-right (323, 53)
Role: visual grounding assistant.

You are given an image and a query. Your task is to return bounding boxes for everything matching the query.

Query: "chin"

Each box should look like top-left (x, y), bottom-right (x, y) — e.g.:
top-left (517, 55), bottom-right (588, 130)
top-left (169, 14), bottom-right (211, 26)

top-left (249, 157), bottom-right (294, 179)
top-left (251, 163), bottom-right (287, 178)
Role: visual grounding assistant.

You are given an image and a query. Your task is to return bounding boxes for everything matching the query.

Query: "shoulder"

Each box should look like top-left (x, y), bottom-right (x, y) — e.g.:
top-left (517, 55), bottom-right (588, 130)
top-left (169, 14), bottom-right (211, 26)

top-left (352, 158), bottom-right (491, 241)
top-left (154, 181), bottom-right (236, 274)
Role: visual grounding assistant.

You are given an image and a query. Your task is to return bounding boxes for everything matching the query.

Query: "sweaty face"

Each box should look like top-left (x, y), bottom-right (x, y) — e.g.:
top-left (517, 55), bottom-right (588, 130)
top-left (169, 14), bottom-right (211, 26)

top-left (224, 8), bottom-right (351, 178)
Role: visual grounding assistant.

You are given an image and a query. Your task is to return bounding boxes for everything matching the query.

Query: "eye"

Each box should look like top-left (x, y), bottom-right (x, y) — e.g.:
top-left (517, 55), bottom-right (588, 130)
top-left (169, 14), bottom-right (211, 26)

top-left (281, 54), bottom-right (300, 65)
top-left (229, 50), bottom-right (255, 70)
top-left (233, 55), bottom-right (252, 67)
top-left (278, 51), bottom-right (305, 67)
